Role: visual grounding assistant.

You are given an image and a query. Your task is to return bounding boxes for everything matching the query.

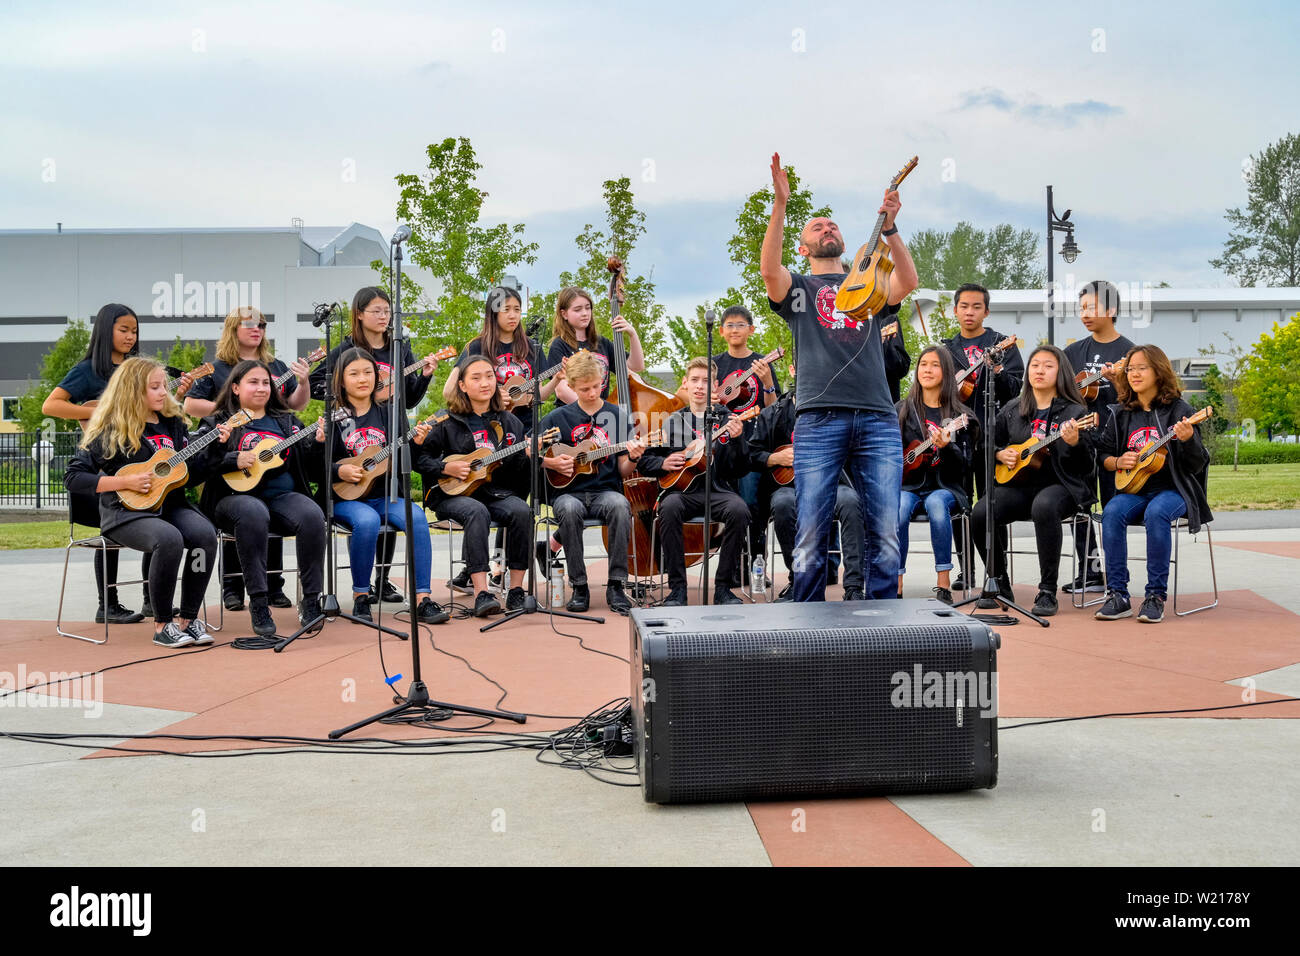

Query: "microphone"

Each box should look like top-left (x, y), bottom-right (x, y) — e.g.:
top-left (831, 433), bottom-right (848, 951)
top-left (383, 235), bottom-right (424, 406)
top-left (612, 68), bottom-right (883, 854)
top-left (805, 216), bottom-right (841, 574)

top-left (526, 314), bottom-right (546, 338)
top-left (391, 224), bottom-right (412, 245)
top-left (311, 302), bottom-right (336, 328)
top-left (705, 308), bottom-right (716, 327)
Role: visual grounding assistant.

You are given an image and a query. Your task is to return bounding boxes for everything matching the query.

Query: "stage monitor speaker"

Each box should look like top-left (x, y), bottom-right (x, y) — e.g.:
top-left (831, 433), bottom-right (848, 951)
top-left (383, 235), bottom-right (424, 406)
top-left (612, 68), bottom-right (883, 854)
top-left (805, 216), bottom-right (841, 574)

top-left (630, 601), bottom-right (999, 804)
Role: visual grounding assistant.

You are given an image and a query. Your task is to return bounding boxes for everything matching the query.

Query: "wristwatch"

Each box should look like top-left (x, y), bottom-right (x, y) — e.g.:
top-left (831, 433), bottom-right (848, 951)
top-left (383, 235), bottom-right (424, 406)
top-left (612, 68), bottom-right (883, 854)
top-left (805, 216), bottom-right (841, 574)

top-left (882, 226), bottom-right (899, 237)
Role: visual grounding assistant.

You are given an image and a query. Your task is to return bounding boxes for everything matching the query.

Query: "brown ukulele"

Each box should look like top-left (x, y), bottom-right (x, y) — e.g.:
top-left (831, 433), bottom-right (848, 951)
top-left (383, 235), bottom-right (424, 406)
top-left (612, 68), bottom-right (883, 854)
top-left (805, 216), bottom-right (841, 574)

top-left (835, 156), bottom-right (919, 321)
top-left (374, 345), bottom-right (458, 400)
top-left (116, 410), bottom-right (250, 511)
top-left (223, 408), bottom-right (348, 492)
top-left (501, 358), bottom-right (566, 409)
top-left (272, 348), bottom-right (327, 390)
top-left (545, 430), bottom-right (664, 490)
top-left (903, 413), bottom-right (970, 476)
top-left (331, 410), bottom-right (450, 501)
top-left (770, 444), bottom-right (795, 486)
top-left (955, 336), bottom-right (1018, 402)
top-left (715, 347), bottom-right (786, 410)
top-left (994, 413), bottom-right (1099, 485)
top-left (1075, 357), bottom-right (1128, 403)
top-left (1114, 407), bottom-right (1213, 493)
top-left (657, 406), bottom-right (761, 492)
top-left (80, 362), bottom-right (215, 431)
top-left (880, 321), bottom-right (900, 341)
top-left (438, 428), bottom-right (560, 497)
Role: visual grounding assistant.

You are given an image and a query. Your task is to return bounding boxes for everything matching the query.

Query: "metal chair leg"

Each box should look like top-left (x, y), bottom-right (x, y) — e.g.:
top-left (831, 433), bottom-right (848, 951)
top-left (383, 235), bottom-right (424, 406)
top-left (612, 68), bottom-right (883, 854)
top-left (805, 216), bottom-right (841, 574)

top-left (1174, 521), bottom-right (1219, 617)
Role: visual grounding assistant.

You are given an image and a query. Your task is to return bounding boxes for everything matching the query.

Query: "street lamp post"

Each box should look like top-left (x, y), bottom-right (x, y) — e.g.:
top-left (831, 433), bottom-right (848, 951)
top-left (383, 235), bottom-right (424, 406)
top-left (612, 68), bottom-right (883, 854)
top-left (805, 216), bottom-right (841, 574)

top-left (1046, 185), bottom-right (1080, 346)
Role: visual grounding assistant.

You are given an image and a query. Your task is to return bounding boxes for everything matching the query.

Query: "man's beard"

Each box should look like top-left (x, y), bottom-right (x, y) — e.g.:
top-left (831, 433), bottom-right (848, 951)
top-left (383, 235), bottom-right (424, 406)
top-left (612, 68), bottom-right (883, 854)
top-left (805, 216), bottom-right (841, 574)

top-left (808, 237), bottom-right (844, 259)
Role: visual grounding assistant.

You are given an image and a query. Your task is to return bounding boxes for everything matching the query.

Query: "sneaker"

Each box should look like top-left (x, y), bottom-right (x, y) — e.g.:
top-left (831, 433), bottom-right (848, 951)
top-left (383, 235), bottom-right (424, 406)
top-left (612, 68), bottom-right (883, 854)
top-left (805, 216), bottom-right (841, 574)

top-left (1061, 575), bottom-right (1106, 595)
top-left (153, 622), bottom-right (195, 648)
top-left (775, 583), bottom-right (793, 603)
top-left (505, 587), bottom-right (526, 613)
top-left (1138, 595), bottom-right (1165, 624)
top-left (488, 571), bottom-right (504, 591)
top-left (932, 586), bottom-right (953, 605)
top-left (370, 581), bottom-right (405, 605)
top-left (96, 602), bottom-right (145, 625)
top-left (1032, 589), bottom-right (1058, 617)
top-left (418, 596), bottom-right (451, 624)
top-left (713, 587), bottom-right (743, 606)
top-left (472, 590), bottom-right (502, 618)
top-left (249, 598), bottom-right (277, 636)
top-left (298, 595), bottom-right (322, 627)
top-left (448, 568), bottom-right (473, 594)
top-left (352, 593), bottom-right (373, 623)
top-left (141, 594), bottom-right (155, 619)
top-left (535, 540), bottom-right (562, 577)
top-left (566, 583), bottom-right (590, 613)
top-left (606, 581), bottom-right (632, 615)
top-left (268, 589), bottom-right (294, 609)
top-left (951, 574), bottom-right (966, 592)
top-left (843, 587), bottom-right (865, 601)
top-left (662, 585), bottom-right (688, 607)
top-left (185, 619), bottom-right (214, 645)
top-left (997, 575), bottom-right (1016, 605)
top-left (222, 589), bottom-right (246, 612)
top-left (1095, 591), bottom-right (1133, 621)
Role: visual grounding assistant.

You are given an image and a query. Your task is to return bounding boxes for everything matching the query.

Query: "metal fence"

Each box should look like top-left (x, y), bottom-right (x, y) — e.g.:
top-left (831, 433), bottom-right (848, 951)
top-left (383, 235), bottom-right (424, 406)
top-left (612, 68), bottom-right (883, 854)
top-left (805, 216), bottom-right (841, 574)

top-left (0, 431), bottom-right (80, 509)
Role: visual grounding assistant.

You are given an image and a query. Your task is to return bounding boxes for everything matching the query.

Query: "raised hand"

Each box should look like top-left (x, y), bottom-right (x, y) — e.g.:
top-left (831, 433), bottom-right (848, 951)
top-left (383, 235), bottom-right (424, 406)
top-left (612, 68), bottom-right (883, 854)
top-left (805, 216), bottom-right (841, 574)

top-left (771, 152), bottom-right (790, 206)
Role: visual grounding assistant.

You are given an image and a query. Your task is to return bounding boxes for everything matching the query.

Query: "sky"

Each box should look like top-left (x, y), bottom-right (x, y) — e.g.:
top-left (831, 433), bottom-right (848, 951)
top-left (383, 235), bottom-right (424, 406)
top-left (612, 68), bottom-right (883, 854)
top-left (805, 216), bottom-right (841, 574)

top-left (3, 0), bottom-right (1297, 320)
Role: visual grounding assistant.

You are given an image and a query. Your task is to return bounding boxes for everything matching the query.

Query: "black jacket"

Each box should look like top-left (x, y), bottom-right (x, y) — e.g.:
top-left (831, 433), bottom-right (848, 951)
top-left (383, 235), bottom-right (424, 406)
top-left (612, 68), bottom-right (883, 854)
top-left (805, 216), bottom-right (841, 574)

top-left (194, 410), bottom-right (320, 513)
top-left (896, 400), bottom-right (979, 510)
top-left (415, 409), bottom-right (530, 510)
top-left (993, 396), bottom-right (1096, 510)
top-left (1098, 398), bottom-right (1213, 533)
top-left (639, 407), bottom-right (749, 496)
top-left (308, 335), bottom-right (431, 409)
top-left (884, 330), bottom-right (911, 404)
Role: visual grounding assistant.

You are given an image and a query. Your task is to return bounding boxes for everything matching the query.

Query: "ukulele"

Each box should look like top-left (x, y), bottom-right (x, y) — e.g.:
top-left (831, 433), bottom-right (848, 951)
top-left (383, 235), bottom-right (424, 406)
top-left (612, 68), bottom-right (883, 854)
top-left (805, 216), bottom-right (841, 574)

top-left (272, 348), bottom-right (327, 390)
top-left (374, 345), bottom-right (458, 398)
top-left (222, 408), bottom-right (348, 492)
top-left (903, 413), bottom-right (970, 476)
top-left (835, 156), bottom-right (919, 321)
top-left (995, 412), bottom-right (1099, 485)
top-left (657, 406), bottom-right (762, 492)
top-left (769, 444), bottom-right (795, 486)
top-left (880, 321), bottom-right (900, 341)
top-left (501, 358), bottom-right (567, 408)
top-left (1075, 357), bottom-right (1128, 403)
top-left (1114, 407), bottom-right (1213, 493)
top-left (954, 336), bottom-right (1018, 402)
top-left (331, 410), bottom-right (451, 501)
top-left (438, 427), bottom-right (561, 497)
top-left (545, 430), bottom-right (664, 490)
top-left (716, 347), bottom-right (787, 410)
top-left (116, 410), bottom-right (251, 511)
top-left (80, 363), bottom-right (215, 431)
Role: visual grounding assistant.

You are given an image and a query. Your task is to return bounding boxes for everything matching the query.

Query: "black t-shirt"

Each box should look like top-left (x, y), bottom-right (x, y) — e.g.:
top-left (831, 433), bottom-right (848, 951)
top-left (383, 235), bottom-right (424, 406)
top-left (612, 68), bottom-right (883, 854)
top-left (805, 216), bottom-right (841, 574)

top-left (237, 415), bottom-right (296, 499)
top-left (917, 405), bottom-right (945, 490)
top-left (944, 327), bottom-right (1024, 428)
top-left (712, 350), bottom-right (783, 416)
top-left (767, 272), bottom-right (898, 415)
top-left (546, 337), bottom-right (623, 405)
top-left (56, 359), bottom-right (114, 404)
top-left (1024, 404), bottom-right (1061, 489)
top-left (538, 400), bottom-right (632, 494)
top-left (188, 358), bottom-right (298, 404)
top-left (466, 337), bottom-right (543, 386)
top-left (1063, 334), bottom-right (1134, 415)
top-left (1118, 408), bottom-right (1175, 495)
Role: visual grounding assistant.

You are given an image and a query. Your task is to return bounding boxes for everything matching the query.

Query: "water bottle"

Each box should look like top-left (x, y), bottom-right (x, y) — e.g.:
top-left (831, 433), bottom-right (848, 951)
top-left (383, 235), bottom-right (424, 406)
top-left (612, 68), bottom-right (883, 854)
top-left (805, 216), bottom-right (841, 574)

top-left (549, 566), bottom-right (564, 608)
top-left (752, 555), bottom-right (766, 597)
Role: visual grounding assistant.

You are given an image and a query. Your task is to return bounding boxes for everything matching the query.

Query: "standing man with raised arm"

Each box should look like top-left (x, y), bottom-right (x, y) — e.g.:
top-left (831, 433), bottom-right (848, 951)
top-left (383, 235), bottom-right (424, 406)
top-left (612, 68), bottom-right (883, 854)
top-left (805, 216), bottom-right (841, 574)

top-left (761, 152), bottom-right (918, 602)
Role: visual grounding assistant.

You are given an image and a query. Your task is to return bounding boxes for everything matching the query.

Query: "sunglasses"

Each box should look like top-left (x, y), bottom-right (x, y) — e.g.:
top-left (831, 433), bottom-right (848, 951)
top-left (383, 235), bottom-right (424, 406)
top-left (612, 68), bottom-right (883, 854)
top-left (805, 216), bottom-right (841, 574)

top-left (240, 320), bottom-right (268, 330)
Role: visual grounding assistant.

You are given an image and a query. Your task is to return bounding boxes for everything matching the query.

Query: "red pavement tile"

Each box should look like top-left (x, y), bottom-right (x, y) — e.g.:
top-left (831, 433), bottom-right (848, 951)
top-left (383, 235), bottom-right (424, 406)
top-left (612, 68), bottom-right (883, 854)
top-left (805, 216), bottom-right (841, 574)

top-left (747, 798), bottom-right (971, 867)
top-left (1217, 541), bottom-right (1300, 560)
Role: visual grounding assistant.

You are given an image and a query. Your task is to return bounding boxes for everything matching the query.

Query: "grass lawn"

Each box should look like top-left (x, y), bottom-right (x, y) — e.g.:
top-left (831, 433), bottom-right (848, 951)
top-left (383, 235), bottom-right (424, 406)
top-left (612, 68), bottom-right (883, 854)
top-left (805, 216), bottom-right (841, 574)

top-left (1207, 463), bottom-right (1300, 511)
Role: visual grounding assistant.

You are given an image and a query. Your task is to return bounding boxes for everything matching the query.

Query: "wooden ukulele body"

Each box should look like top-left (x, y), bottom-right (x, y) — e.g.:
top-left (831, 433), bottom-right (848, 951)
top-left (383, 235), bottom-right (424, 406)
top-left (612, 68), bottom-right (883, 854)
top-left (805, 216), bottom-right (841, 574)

top-left (835, 241), bottom-right (895, 321)
top-left (223, 437), bottom-right (285, 493)
top-left (770, 444), bottom-right (794, 486)
top-left (544, 440), bottom-right (602, 489)
top-left (1114, 445), bottom-right (1168, 493)
top-left (117, 453), bottom-right (189, 511)
top-left (437, 447), bottom-right (495, 497)
top-left (332, 448), bottom-right (389, 501)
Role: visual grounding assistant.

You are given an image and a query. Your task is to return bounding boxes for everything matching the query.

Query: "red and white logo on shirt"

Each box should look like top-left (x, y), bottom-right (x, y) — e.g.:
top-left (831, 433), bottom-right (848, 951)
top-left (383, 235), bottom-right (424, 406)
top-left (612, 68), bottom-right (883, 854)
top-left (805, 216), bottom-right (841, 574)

top-left (496, 355), bottom-right (532, 383)
top-left (718, 369), bottom-right (759, 412)
top-left (1127, 426), bottom-right (1160, 451)
top-left (240, 428), bottom-right (293, 457)
top-left (813, 284), bottom-right (864, 331)
top-left (144, 434), bottom-right (176, 452)
top-left (1031, 417), bottom-right (1058, 441)
top-left (571, 422), bottom-right (610, 447)
top-left (344, 426), bottom-right (386, 454)
top-left (963, 345), bottom-right (985, 383)
top-left (471, 428), bottom-right (495, 452)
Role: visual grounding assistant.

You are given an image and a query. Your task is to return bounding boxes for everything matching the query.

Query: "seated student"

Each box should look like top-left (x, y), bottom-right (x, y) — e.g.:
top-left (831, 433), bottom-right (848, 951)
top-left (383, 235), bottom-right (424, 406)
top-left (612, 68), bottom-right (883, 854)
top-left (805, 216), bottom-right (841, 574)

top-left (896, 346), bottom-right (979, 604)
top-left (636, 357), bottom-right (749, 607)
top-left (196, 360), bottom-right (327, 637)
top-left (316, 347), bottom-right (449, 625)
top-left (64, 357), bottom-right (217, 648)
top-left (417, 355), bottom-right (533, 618)
top-left (536, 351), bottom-right (645, 615)
top-left (749, 389), bottom-right (866, 601)
top-left (1095, 345), bottom-right (1211, 625)
top-left (185, 305), bottom-right (310, 612)
top-left (970, 345), bottom-right (1095, 617)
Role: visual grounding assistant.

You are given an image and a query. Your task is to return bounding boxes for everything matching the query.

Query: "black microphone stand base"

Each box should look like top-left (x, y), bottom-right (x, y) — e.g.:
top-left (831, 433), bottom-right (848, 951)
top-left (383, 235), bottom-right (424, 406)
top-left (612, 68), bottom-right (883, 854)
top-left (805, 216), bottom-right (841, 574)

top-left (273, 595), bottom-right (409, 652)
top-left (952, 578), bottom-right (1047, 627)
top-left (328, 679), bottom-right (526, 739)
top-left (480, 592), bottom-right (604, 633)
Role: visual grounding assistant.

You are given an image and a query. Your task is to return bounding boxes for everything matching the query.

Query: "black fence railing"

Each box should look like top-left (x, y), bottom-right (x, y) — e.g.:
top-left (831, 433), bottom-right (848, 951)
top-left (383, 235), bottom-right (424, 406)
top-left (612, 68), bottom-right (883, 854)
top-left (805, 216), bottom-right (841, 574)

top-left (0, 431), bottom-right (80, 509)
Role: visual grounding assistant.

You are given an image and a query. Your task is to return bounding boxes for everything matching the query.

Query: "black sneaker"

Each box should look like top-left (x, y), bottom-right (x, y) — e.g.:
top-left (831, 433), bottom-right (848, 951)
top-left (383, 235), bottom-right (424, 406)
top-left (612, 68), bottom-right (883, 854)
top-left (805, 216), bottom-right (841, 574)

top-left (352, 593), bottom-right (373, 623)
top-left (775, 583), bottom-right (793, 603)
top-left (222, 589), bottom-right (245, 611)
top-left (1061, 575), bottom-right (1106, 595)
top-left (1032, 589), bottom-right (1058, 617)
top-left (932, 586), bottom-right (953, 605)
top-left (153, 622), bottom-right (195, 648)
top-left (713, 587), bottom-right (743, 606)
top-left (472, 590), bottom-right (502, 618)
top-left (185, 619), bottom-right (214, 646)
top-left (448, 568), bottom-right (473, 595)
top-left (268, 589), bottom-right (294, 609)
top-left (535, 540), bottom-right (562, 576)
top-left (843, 587), bottom-right (865, 601)
top-left (298, 595), bottom-right (322, 627)
top-left (606, 581), bottom-right (632, 615)
top-left (566, 584), bottom-right (590, 613)
top-left (141, 594), bottom-right (155, 619)
top-left (1138, 595), bottom-right (1165, 624)
top-left (249, 598), bottom-right (277, 636)
top-left (1095, 591), bottom-right (1133, 621)
top-left (662, 585), bottom-right (688, 607)
top-left (997, 575), bottom-right (1016, 604)
top-left (370, 581), bottom-right (405, 605)
top-left (96, 602), bottom-right (145, 625)
top-left (951, 574), bottom-right (966, 592)
top-left (418, 596), bottom-right (451, 624)
top-left (506, 587), bottom-right (526, 613)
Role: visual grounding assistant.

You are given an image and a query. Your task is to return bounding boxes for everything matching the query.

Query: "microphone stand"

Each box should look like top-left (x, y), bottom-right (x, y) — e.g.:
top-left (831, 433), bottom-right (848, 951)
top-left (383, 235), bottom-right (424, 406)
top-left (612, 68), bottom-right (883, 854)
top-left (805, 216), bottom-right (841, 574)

top-left (953, 350), bottom-right (1046, 627)
top-left (698, 309), bottom-right (718, 605)
top-left (276, 303), bottom-right (405, 651)
top-left (332, 233), bottom-right (523, 736)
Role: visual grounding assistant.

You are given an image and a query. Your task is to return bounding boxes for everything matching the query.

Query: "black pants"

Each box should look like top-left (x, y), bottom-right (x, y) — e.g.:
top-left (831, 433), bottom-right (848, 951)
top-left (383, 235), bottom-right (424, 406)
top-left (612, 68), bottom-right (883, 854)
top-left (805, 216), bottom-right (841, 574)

top-left (215, 492), bottom-right (325, 599)
top-left (436, 494), bottom-right (531, 576)
top-left (771, 484), bottom-right (865, 590)
top-left (971, 482), bottom-right (1077, 592)
top-left (658, 488), bottom-right (749, 590)
top-left (71, 492), bottom-right (151, 606)
top-left (551, 490), bottom-right (631, 586)
top-left (221, 539), bottom-right (284, 598)
top-left (957, 441), bottom-right (1004, 581)
top-left (107, 506), bottom-right (217, 623)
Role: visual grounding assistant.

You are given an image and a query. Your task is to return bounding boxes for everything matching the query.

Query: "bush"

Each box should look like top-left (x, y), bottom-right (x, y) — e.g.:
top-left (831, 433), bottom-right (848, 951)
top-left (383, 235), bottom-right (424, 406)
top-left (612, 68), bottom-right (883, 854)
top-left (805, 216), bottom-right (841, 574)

top-left (1212, 440), bottom-right (1300, 465)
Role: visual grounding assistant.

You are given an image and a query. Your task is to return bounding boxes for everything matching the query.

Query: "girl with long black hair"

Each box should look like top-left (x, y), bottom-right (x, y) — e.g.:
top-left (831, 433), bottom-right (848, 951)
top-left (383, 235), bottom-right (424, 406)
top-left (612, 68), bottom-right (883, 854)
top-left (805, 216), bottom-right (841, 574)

top-left (442, 286), bottom-right (555, 405)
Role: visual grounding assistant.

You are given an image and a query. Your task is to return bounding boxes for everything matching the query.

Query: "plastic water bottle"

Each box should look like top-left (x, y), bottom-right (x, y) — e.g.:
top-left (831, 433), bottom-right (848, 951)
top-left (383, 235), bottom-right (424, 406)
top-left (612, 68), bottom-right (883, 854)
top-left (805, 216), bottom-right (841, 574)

top-left (549, 566), bottom-right (564, 608)
top-left (752, 555), bottom-right (766, 596)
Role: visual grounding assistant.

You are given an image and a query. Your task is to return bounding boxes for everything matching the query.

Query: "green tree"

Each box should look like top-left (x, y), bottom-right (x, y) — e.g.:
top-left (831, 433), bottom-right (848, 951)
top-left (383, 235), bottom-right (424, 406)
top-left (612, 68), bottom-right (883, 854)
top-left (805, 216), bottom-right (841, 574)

top-left (1210, 132), bottom-right (1300, 286)
top-left (908, 221), bottom-right (1044, 290)
top-left (1237, 314), bottom-right (1300, 435)
top-left (1199, 334), bottom-right (1252, 469)
top-left (16, 321), bottom-right (91, 431)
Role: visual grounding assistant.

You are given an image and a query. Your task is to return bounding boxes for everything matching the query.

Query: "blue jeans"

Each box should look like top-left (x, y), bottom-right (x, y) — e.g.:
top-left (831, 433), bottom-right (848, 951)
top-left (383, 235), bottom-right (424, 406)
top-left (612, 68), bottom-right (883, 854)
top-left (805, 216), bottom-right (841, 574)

top-left (1102, 490), bottom-right (1187, 599)
top-left (334, 497), bottom-right (432, 596)
top-left (898, 488), bottom-right (958, 575)
top-left (793, 408), bottom-right (901, 601)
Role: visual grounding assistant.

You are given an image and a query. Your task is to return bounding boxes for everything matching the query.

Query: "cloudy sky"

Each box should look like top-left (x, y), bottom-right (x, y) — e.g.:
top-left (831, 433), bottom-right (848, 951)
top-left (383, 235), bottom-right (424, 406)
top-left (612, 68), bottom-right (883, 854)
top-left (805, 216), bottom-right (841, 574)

top-left (3, 0), bottom-right (1297, 318)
